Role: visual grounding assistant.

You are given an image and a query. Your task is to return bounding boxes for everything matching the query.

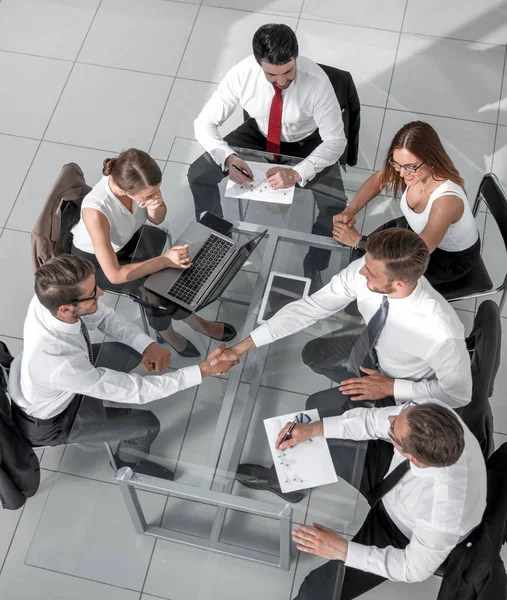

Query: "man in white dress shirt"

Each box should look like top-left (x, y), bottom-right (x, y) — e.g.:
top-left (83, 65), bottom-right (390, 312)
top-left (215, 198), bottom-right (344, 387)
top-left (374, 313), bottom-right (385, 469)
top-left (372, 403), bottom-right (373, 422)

top-left (8, 255), bottom-right (237, 480)
top-left (188, 23), bottom-right (348, 291)
top-left (285, 400), bottom-right (486, 599)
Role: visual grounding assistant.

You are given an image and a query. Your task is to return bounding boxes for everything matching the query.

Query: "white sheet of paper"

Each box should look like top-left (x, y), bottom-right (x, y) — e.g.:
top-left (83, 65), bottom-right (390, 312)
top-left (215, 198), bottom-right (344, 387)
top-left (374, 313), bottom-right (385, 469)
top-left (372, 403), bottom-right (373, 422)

top-left (263, 409), bottom-right (338, 493)
top-left (225, 162), bottom-right (295, 204)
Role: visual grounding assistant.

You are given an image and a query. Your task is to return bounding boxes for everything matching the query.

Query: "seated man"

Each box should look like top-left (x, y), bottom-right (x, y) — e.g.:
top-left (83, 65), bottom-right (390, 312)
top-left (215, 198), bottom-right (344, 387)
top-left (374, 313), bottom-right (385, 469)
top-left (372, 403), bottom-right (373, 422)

top-left (188, 23), bottom-right (348, 292)
top-left (8, 254), bottom-right (237, 480)
top-left (284, 401), bottom-right (486, 600)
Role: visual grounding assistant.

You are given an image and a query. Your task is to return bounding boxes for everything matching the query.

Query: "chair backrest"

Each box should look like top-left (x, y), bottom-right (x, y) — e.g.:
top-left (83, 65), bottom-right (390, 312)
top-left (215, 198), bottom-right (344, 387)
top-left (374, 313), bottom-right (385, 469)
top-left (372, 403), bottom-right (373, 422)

top-left (31, 162), bottom-right (91, 272)
top-left (458, 300), bottom-right (502, 459)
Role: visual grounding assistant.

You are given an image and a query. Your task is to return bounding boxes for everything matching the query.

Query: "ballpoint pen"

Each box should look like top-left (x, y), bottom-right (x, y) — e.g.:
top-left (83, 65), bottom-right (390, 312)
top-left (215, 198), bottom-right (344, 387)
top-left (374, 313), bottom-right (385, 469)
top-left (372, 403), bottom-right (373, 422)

top-left (279, 418), bottom-right (298, 446)
top-left (231, 164), bottom-right (253, 180)
top-left (129, 294), bottom-right (168, 311)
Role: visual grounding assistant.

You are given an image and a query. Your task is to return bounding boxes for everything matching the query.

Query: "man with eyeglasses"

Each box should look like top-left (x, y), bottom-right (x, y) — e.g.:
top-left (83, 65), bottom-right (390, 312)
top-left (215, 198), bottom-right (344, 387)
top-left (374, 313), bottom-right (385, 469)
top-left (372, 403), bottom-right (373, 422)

top-left (8, 254), bottom-right (238, 480)
top-left (284, 400), bottom-right (486, 599)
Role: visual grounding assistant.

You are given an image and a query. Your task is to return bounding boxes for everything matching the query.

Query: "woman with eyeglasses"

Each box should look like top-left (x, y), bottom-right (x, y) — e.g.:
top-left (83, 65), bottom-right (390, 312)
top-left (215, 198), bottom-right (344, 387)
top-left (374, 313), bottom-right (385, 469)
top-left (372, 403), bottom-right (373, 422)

top-left (71, 148), bottom-right (236, 358)
top-left (332, 121), bottom-right (480, 285)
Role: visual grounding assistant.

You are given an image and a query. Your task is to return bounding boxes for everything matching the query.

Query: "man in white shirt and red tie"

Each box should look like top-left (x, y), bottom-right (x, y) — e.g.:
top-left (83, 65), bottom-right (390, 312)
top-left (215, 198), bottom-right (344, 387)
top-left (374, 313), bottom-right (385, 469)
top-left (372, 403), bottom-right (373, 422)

top-left (188, 23), bottom-right (348, 291)
top-left (8, 255), bottom-right (238, 481)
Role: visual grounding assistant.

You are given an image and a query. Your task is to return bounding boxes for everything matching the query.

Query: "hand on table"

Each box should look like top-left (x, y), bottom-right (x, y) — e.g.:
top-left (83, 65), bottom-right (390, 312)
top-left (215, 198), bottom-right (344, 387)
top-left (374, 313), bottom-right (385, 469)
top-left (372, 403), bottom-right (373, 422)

top-left (332, 222), bottom-right (362, 248)
top-left (266, 167), bottom-right (301, 190)
top-left (292, 523), bottom-right (348, 561)
top-left (226, 155), bottom-right (254, 184)
top-left (275, 421), bottom-right (323, 450)
top-left (142, 342), bottom-right (171, 372)
top-left (199, 344), bottom-right (240, 377)
top-left (339, 367), bottom-right (394, 401)
top-left (164, 244), bottom-right (192, 269)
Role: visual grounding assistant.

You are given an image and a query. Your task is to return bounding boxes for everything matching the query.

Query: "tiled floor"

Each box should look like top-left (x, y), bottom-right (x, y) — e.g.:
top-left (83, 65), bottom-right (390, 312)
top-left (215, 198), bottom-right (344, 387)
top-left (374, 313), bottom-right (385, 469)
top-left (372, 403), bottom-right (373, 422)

top-left (0, 0), bottom-right (506, 598)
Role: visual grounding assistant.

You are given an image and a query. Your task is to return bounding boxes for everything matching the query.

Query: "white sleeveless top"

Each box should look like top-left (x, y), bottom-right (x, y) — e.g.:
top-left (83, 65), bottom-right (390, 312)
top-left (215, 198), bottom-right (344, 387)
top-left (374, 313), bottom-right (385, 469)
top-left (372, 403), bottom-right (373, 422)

top-left (72, 176), bottom-right (147, 254)
top-left (400, 180), bottom-right (478, 252)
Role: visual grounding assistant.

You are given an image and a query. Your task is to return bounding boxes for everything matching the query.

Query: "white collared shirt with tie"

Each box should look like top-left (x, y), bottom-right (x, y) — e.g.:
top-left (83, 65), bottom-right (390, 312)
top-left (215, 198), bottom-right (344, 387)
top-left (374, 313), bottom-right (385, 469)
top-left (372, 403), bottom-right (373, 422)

top-left (250, 257), bottom-right (472, 408)
top-left (8, 296), bottom-right (202, 419)
top-left (194, 55), bottom-right (347, 186)
top-left (323, 400), bottom-right (486, 582)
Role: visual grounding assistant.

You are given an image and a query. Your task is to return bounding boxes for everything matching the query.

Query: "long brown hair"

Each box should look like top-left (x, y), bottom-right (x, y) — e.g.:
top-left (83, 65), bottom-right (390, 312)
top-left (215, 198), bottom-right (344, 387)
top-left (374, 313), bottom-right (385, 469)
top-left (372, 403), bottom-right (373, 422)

top-left (379, 121), bottom-right (464, 199)
top-left (102, 148), bottom-right (162, 195)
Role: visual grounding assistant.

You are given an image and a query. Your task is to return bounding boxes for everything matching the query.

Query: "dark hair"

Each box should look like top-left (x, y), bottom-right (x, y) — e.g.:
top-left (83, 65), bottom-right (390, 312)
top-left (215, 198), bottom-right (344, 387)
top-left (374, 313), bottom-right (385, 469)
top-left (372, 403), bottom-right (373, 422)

top-left (380, 121), bottom-right (465, 199)
top-left (252, 24), bottom-right (298, 65)
top-left (102, 148), bottom-right (162, 195)
top-left (35, 254), bottom-right (95, 315)
top-left (404, 403), bottom-right (465, 467)
top-left (366, 229), bottom-right (430, 283)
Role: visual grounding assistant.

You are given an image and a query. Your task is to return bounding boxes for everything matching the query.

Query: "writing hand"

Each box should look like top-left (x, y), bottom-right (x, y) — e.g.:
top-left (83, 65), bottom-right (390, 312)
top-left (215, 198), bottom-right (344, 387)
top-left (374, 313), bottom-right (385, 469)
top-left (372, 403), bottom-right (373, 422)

top-left (339, 367), bottom-right (394, 401)
top-left (275, 421), bottom-right (323, 451)
top-left (226, 156), bottom-right (254, 184)
top-left (142, 342), bottom-right (171, 373)
top-left (266, 167), bottom-right (300, 190)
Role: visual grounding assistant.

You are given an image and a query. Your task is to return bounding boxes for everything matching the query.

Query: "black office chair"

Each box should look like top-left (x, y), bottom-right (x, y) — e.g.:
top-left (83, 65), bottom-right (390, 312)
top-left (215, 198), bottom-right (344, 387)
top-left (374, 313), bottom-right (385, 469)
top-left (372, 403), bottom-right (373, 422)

top-left (457, 300), bottom-right (502, 459)
top-left (434, 173), bottom-right (507, 312)
top-left (436, 442), bottom-right (507, 600)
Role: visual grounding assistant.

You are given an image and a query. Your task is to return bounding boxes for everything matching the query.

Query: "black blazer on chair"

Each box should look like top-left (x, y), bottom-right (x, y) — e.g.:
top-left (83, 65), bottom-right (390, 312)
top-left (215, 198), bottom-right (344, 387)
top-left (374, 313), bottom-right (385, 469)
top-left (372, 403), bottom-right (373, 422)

top-left (0, 342), bottom-right (40, 510)
top-left (436, 443), bottom-right (507, 600)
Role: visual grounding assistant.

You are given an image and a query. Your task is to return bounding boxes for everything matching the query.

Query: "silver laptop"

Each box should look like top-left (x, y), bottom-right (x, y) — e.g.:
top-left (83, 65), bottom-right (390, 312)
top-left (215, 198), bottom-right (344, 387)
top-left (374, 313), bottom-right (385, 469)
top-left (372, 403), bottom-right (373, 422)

top-left (144, 222), bottom-right (267, 312)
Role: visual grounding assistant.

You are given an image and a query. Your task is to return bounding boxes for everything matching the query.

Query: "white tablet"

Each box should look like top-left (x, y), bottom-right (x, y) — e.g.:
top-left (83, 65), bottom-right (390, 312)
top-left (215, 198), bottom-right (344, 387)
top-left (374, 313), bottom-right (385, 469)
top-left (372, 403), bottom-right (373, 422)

top-left (257, 272), bottom-right (311, 324)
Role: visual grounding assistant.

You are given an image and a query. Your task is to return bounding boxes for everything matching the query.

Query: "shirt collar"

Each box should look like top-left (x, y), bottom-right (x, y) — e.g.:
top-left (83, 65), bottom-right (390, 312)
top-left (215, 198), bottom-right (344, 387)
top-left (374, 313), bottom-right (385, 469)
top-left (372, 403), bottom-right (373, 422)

top-left (386, 279), bottom-right (424, 308)
top-left (35, 296), bottom-right (81, 335)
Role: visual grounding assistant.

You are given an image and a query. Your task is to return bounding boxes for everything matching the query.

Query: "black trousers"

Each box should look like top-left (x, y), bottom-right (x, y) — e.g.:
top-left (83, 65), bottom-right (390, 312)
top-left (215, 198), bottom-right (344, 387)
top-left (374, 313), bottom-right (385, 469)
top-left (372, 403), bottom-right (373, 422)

top-left (71, 225), bottom-right (191, 331)
top-left (11, 342), bottom-right (160, 465)
top-left (187, 118), bottom-right (348, 271)
top-left (294, 438), bottom-right (410, 600)
top-left (351, 217), bottom-right (482, 285)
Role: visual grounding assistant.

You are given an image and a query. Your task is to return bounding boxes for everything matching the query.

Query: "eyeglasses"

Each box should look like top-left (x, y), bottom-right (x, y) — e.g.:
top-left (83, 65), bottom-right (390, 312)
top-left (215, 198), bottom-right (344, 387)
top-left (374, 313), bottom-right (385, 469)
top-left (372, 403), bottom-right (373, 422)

top-left (388, 160), bottom-right (425, 173)
top-left (388, 401), bottom-right (415, 449)
top-left (72, 284), bottom-right (98, 305)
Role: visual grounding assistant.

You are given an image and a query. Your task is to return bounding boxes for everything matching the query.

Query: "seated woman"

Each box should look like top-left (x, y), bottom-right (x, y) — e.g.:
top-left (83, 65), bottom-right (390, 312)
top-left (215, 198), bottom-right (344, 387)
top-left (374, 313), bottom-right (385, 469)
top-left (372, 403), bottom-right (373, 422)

top-left (332, 121), bottom-right (480, 285)
top-left (71, 148), bottom-right (236, 358)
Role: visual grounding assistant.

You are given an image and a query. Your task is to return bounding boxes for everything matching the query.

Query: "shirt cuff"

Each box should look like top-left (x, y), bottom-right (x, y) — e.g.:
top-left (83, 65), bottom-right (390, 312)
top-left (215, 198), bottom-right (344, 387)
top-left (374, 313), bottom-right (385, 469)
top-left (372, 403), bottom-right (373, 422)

top-left (393, 378), bottom-right (414, 402)
top-left (250, 325), bottom-right (274, 348)
top-left (345, 541), bottom-right (370, 571)
top-left (292, 160), bottom-right (316, 187)
top-left (212, 146), bottom-right (236, 171)
top-left (322, 415), bottom-right (344, 439)
top-left (132, 333), bottom-right (156, 355)
top-left (180, 364), bottom-right (202, 388)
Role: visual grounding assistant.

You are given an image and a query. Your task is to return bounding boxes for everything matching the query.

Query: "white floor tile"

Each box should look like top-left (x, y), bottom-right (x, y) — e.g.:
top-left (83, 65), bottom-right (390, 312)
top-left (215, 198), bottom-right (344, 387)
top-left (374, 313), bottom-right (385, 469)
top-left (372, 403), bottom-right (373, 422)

top-left (375, 110), bottom-right (496, 202)
top-left (203, 0), bottom-right (303, 18)
top-left (0, 230), bottom-right (34, 338)
top-left (45, 63), bottom-right (173, 152)
top-left (7, 141), bottom-right (107, 233)
top-left (356, 106), bottom-right (385, 170)
top-left (492, 125), bottom-right (507, 192)
top-left (0, 503), bottom-right (21, 570)
top-left (0, 52), bottom-right (72, 139)
top-left (168, 137), bottom-right (204, 164)
top-left (160, 161), bottom-right (199, 240)
top-left (403, 0), bottom-right (507, 45)
top-left (25, 472), bottom-right (166, 591)
top-left (78, 0), bottom-right (198, 76)
top-left (178, 6), bottom-right (298, 83)
top-left (300, 0), bottom-right (407, 31)
top-left (389, 34), bottom-right (505, 123)
top-left (342, 167), bottom-right (375, 195)
top-left (0, 135), bottom-right (37, 227)
top-left (0, 0), bottom-right (99, 60)
top-left (500, 63), bottom-right (507, 126)
top-left (0, 471), bottom-right (140, 600)
top-left (354, 575), bottom-right (441, 599)
top-left (296, 19), bottom-right (400, 109)
top-left (361, 195), bottom-right (402, 236)
top-left (490, 316), bottom-right (507, 435)
top-left (150, 78), bottom-right (244, 161)
top-left (455, 309), bottom-right (475, 337)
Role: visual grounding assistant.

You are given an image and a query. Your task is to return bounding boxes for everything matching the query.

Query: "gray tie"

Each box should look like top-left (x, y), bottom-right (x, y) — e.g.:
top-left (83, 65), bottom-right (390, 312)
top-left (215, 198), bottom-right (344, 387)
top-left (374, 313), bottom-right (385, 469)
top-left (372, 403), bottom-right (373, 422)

top-left (79, 319), bottom-right (94, 364)
top-left (366, 295), bottom-right (389, 369)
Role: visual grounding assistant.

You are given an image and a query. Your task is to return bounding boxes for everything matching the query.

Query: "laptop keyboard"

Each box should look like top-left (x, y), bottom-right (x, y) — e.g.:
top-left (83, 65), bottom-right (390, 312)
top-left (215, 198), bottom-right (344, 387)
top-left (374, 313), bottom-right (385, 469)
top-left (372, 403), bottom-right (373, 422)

top-left (168, 234), bottom-right (233, 304)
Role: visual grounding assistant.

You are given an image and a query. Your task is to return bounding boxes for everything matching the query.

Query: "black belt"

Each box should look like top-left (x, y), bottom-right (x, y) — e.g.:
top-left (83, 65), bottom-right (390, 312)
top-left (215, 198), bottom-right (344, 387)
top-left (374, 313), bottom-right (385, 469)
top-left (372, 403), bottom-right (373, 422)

top-left (11, 396), bottom-right (80, 427)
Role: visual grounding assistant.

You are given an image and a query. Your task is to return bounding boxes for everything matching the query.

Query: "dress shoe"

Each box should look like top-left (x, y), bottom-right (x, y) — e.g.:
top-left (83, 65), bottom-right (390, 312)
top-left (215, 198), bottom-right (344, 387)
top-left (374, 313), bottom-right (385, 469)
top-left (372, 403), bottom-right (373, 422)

top-left (207, 322), bottom-right (237, 342)
top-left (236, 463), bottom-right (304, 503)
top-left (156, 332), bottom-right (201, 358)
top-left (303, 265), bottom-right (324, 295)
top-left (112, 454), bottom-right (175, 481)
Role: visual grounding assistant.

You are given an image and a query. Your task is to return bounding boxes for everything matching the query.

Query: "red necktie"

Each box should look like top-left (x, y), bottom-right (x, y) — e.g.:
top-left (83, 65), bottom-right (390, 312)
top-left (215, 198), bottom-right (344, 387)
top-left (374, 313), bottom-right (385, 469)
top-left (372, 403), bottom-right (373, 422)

top-left (266, 84), bottom-right (283, 155)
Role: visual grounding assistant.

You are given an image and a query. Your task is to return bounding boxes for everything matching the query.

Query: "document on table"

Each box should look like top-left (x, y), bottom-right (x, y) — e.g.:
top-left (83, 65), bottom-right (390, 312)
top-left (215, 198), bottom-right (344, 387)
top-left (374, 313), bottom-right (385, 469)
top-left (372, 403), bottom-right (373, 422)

top-left (225, 162), bottom-right (295, 204)
top-left (263, 409), bottom-right (338, 493)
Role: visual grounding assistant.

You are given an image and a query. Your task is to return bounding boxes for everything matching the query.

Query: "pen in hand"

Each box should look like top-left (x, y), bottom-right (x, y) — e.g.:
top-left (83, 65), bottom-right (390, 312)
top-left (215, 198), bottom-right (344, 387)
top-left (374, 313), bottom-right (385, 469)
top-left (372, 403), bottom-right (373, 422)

top-left (231, 164), bottom-right (253, 180)
top-left (278, 419), bottom-right (298, 448)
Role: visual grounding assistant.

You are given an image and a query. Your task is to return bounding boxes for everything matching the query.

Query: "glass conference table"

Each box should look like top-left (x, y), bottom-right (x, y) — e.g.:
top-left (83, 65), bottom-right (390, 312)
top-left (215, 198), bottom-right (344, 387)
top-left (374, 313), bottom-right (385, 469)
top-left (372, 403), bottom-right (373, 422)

top-left (40, 148), bottom-right (369, 599)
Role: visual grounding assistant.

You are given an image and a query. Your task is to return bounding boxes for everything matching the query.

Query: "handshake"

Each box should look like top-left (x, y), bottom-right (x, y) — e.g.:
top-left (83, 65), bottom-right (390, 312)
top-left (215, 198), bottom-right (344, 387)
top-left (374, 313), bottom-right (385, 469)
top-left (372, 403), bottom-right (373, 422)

top-left (199, 337), bottom-right (255, 378)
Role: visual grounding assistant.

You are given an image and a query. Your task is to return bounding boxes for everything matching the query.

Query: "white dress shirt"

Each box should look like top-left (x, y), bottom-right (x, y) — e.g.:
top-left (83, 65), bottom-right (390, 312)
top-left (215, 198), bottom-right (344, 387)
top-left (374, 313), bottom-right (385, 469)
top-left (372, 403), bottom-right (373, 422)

top-left (8, 296), bottom-right (202, 419)
top-left (323, 401), bottom-right (486, 583)
top-left (250, 258), bottom-right (472, 408)
top-left (194, 55), bottom-right (347, 186)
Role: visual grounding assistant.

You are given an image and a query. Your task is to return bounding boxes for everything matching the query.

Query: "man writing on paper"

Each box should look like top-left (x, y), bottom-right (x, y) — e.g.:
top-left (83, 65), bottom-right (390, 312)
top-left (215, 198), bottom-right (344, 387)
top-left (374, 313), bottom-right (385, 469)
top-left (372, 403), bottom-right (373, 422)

top-left (210, 228), bottom-right (472, 502)
top-left (188, 23), bottom-right (348, 293)
top-left (280, 400), bottom-right (486, 600)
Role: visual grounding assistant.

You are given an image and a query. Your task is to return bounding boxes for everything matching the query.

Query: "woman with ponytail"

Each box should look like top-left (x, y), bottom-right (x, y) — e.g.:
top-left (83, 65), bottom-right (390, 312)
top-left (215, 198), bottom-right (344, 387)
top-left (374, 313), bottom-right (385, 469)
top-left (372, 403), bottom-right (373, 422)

top-left (71, 148), bottom-right (236, 357)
